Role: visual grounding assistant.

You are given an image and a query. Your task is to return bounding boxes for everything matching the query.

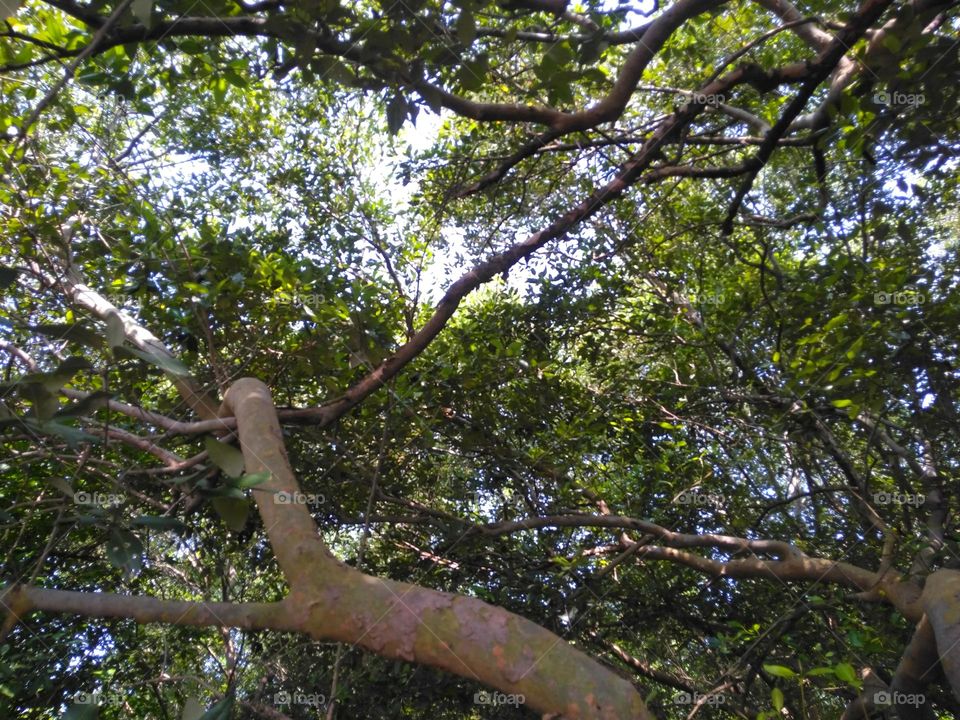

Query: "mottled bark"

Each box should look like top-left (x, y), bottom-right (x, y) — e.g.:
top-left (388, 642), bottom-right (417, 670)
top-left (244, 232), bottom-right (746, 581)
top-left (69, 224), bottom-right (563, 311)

top-left (221, 379), bottom-right (654, 720)
top-left (922, 570), bottom-right (960, 700)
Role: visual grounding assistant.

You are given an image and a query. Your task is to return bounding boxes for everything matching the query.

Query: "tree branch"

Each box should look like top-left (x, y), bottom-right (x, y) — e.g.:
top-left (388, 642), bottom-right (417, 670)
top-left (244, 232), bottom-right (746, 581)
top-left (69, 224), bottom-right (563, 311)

top-left (220, 378), bottom-right (655, 719)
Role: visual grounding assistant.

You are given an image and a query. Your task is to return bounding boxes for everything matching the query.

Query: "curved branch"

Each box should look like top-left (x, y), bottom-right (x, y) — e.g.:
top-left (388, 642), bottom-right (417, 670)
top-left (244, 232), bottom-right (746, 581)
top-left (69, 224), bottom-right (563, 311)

top-left (3, 379), bottom-right (657, 718)
top-left (411, 0), bottom-right (728, 133)
top-left (890, 615), bottom-right (940, 720)
top-left (921, 570), bottom-right (960, 699)
top-left (221, 378), bottom-right (654, 719)
top-left (102, 426), bottom-right (184, 466)
top-left (481, 513), bottom-right (803, 559)
top-left (619, 542), bottom-right (924, 620)
top-left (61, 389), bottom-right (235, 434)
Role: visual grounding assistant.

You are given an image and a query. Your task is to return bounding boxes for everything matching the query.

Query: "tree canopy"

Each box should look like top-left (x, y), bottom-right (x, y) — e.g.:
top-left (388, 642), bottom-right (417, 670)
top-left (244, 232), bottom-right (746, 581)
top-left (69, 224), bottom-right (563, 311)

top-left (1, 0), bottom-right (959, 717)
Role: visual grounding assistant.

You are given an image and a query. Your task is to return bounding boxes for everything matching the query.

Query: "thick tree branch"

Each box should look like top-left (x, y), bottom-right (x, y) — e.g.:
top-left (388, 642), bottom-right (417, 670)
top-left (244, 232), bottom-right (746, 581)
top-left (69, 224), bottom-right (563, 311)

top-left (1, 584), bottom-right (298, 638)
top-left (2, 379), bottom-right (658, 718)
top-left (220, 379), bottom-right (654, 719)
top-left (410, 0), bottom-right (728, 133)
top-left (889, 615), bottom-right (940, 720)
top-left (921, 570), bottom-right (960, 700)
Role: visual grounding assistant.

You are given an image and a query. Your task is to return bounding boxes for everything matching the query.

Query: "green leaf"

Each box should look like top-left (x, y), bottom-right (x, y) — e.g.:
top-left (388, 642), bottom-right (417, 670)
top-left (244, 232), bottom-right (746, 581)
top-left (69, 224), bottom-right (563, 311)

top-left (230, 471), bottom-right (271, 489)
top-left (459, 54), bottom-right (488, 92)
top-left (578, 35), bottom-right (607, 65)
top-left (205, 437), bottom-right (246, 478)
top-left (24, 356), bottom-right (92, 392)
top-left (763, 664), bottom-right (797, 679)
top-left (831, 399), bottom-right (853, 408)
top-left (309, 56), bottom-right (354, 85)
top-left (28, 419), bottom-right (98, 445)
top-left (47, 476), bottom-right (76, 497)
top-left (178, 38), bottom-right (207, 55)
top-left (223, 67), bottom-right (248, 89)
top-left (834, 662), bottom-right (858, 684)
top-left (771, 687), bottom-right (784, 711)
top-left (212, 76), bottom-right (228, 104)
top-left (845, 336), bottom-right (865, 360)
top-left (823, 313), bottom-right (848, 332)
top-left (212, 497), bottom-right (249, 532)
top-left (543, 41), bottom-right (574, 70)
top-left (881, 33), bottom-right (901, 53)
top-left (207, 485), bottom-right (246, 499)
top-left (106, 528), bottom-right (144, 578)
top-left (198, 695), bottom-right (234, 720)
top-left (20, 383), bottom-right (59, 420)
top-left (180, 697), bottom-right (205, 720)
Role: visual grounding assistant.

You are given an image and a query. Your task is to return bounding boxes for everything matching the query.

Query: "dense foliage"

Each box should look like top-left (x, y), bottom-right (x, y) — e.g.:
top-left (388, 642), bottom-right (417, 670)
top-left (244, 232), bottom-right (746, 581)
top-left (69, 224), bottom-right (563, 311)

top-left (1, 0), bottom-right (959, 717)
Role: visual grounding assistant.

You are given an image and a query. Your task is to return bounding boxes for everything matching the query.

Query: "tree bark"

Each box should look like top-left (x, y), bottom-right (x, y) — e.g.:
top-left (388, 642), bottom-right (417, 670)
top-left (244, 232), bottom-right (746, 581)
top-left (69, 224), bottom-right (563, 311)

top-left (222, 378), bottom-right (654, 720)
top-left (922, 570), bottom-right (960, 700)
